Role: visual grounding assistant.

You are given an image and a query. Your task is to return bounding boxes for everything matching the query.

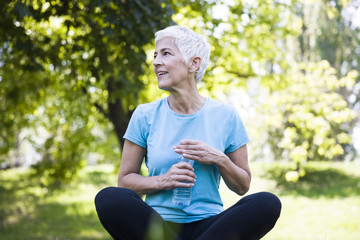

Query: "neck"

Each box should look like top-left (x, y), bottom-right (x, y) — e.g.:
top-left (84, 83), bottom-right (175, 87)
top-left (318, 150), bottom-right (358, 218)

top-left (168, 91), bottom-right (205, 115)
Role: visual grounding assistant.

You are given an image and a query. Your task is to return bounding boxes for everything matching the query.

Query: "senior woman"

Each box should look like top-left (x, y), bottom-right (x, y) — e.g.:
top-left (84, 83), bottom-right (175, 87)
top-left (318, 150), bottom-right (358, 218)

top-left (95, 26), bottom-right (281, 240)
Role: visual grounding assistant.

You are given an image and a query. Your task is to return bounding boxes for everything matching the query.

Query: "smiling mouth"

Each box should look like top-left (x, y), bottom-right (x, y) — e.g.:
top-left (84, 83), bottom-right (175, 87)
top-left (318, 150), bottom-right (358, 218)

top-left (157, 71), bottom-right (168, 77)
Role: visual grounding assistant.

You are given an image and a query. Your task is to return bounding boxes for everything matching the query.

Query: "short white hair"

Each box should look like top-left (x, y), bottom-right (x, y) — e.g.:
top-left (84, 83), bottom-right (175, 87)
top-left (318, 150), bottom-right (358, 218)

top-left (155, 26), bottom-right (211, 83)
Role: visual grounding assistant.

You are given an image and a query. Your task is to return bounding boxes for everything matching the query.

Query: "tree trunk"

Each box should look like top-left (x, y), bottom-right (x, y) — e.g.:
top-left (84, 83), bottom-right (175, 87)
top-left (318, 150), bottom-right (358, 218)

top-left (107, 77), bottom-right (133, 150)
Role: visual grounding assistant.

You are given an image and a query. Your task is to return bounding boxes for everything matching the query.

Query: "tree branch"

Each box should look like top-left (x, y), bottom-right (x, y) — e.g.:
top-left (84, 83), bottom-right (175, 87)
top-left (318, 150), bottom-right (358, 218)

top-left (208, 65), bottom-right (254, 79)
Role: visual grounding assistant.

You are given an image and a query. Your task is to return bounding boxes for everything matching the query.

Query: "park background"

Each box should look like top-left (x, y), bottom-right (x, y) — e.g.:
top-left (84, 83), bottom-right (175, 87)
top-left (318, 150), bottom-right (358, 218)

top-left (1, 0), bottom-right (360, 239)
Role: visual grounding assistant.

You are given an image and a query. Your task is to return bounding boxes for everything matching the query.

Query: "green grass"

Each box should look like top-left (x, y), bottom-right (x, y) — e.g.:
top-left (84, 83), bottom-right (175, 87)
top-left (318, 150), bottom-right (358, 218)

top-left (221, 161), bottom-right (360, 240)
top-left (0, 165), bottom-right (115, 240)
top-left (1, 161), bottom-right (360, 239)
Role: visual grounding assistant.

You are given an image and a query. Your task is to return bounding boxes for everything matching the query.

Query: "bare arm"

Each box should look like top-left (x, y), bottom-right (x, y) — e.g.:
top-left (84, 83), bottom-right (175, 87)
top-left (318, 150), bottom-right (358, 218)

top-left (219, 145), bottom-right (251, 195)
top-left (118, 140), bottom-right (196, 195)
top-left (174, 140), bottom-right (251, 195)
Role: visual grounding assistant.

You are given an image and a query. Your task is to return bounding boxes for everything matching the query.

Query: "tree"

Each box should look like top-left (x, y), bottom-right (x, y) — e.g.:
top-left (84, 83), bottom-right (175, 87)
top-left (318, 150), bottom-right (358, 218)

top-left (246, 0), bottom-right (360, 181)
top-left (262, 61), bottom-right (357, 181)
top-left (287, 0), bottom-right (360, 160)
top-left (295, 0), bottom-right (360, 155)
top-left (0, 0), bottom-right (173, 181)
top-left (0, 0), bottom-right (300, 181)
top-left (1, 0), bottom-right (358, 184)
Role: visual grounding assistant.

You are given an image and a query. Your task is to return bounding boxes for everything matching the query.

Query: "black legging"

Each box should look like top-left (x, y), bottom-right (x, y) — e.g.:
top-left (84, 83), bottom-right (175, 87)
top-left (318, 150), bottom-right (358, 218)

top-left (95, 187), bottom-right (281, 240)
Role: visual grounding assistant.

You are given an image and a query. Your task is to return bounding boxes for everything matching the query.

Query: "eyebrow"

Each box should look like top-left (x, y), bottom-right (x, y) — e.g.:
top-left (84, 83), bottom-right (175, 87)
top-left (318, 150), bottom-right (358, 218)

top-left (154, 48), bottom-right (173, 55)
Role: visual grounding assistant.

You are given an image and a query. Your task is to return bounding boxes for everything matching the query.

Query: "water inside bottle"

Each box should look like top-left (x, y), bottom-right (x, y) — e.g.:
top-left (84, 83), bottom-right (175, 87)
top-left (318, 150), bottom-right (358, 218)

top-left (172, 155), bottom-right (194, 206)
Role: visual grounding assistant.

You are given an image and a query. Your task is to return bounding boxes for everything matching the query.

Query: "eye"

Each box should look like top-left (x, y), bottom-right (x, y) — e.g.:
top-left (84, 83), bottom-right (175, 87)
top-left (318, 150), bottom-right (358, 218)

top-left (153, 54), bottom-right (157, 59)
top-left (163, 51), bottom-right (170, 56)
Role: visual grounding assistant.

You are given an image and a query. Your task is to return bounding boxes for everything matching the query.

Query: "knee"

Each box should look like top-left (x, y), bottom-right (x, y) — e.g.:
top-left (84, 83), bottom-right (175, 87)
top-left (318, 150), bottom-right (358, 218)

top-left (95, 187), bottom-right (138, 215)
top-left (255, 192), bottom-right (282, 220)
top-left (95, 187), bottom-right (116, 213)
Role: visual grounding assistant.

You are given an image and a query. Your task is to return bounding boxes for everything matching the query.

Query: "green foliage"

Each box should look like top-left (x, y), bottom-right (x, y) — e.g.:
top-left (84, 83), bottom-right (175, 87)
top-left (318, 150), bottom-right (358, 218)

top-left (241, 0), bottom-right (360, 182)
top-left (0, 0), bottom-right (359, 184)
top-left (258, 161), bottom-right (360, 198)
top-left (262, 61), bottom-right (358, 180)
top-left (295, 0), bottom-right (360, 73)
top-left (293, 0), bottom-right (360, 127)
top-left (171, 0), bottom-right (298, 96)
top-left (0, 0), bottom-right (173, 180)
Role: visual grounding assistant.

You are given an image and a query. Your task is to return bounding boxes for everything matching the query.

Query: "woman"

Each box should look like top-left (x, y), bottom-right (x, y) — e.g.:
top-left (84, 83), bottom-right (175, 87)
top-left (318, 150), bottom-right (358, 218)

top-left (95, 26), bottom-right (281, 240)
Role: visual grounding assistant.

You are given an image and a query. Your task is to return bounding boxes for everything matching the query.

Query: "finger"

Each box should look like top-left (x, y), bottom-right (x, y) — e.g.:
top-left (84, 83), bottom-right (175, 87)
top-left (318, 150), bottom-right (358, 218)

top-left (173, 162), bottom-right (195, 171)
top-left (167, 170), bottom-right (195, 184)
top-left (181, 149), bottom-right (205, 156)
top-left (174, 182), bottom-right (195, 189)
top-left (174, 175), bottom-right (196, 184)
top-left (173, 145), bottom-right (199, 154)
top-left (172, 166), bottom-right (196, 178)
top-left (179, 139), bottom-right (200, 146)
top-left (174, 150), bottom-right (205, 162)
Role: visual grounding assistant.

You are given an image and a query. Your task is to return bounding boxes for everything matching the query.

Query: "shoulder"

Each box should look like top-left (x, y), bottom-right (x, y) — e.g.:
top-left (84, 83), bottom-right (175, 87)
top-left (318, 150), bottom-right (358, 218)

top-left (125, 98), bottom-right (166, 142)
top-left (134, 98), bottom-right (165, 116)
top-left (130, 98), bottom-right (168, 127)
top-left (207, 98), bottom-right (238, 115)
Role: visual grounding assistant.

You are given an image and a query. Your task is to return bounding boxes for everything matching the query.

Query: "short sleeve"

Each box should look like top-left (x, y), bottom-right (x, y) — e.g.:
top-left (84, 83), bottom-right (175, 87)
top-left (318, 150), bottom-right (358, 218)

top-left (224, 107), bottom-right (250, 154)
top-left (123, 105), bottom-right (149, 148)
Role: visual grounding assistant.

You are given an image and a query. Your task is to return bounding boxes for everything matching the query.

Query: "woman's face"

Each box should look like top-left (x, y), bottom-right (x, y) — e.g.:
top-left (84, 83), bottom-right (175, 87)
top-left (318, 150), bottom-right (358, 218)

top-left (153, 37), bottom-right (190, 91)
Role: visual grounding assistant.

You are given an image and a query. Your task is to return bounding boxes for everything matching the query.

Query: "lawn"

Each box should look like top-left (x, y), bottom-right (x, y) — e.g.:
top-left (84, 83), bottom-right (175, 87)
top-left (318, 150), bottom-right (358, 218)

top-left (221, 161), bottom-right (360, 240)
top-left (1, 161), bottom-right (359, 240)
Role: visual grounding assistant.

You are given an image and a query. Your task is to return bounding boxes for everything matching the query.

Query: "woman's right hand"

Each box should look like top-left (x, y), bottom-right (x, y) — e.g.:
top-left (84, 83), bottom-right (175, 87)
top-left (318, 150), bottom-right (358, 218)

top-left (160, 161), bottom-right (196, 190)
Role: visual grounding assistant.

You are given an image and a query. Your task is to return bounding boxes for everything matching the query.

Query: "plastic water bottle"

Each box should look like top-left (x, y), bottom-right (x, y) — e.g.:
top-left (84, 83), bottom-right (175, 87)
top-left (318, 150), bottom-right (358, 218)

top-left (172, 156), bottom-right (194, 206)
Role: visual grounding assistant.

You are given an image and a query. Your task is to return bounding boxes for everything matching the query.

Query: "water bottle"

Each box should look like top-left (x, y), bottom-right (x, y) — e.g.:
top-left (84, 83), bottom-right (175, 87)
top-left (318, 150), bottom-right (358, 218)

top-left (172, 156), bottom-right (194, 206)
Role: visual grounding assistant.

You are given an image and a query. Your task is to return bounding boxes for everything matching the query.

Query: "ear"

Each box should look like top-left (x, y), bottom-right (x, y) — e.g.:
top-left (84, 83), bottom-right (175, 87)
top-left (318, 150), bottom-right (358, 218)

top-left (189, 56), bottom-right (202, 73)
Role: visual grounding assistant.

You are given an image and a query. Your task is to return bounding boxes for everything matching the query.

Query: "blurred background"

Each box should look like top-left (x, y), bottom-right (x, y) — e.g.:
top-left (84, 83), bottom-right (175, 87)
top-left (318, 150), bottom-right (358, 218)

top-left (0, 0), bottom-right (359, 239)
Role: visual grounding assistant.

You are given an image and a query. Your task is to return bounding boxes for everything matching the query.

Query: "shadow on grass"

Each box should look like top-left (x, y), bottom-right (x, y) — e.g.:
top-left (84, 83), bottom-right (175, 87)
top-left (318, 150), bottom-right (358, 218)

top-left (2, 201), bottom-right (111, 240)
top-left (0, 167), bottom-right (113, 240)
top-left (261, 162), bottom-right (360, 198)
top-left (84, 170), bottom-right (116, 186)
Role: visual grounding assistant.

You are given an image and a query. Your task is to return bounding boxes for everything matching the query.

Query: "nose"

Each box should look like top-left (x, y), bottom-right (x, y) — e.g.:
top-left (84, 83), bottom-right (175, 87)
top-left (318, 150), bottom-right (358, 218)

top-left (153, 55), bottom-right (162, 67)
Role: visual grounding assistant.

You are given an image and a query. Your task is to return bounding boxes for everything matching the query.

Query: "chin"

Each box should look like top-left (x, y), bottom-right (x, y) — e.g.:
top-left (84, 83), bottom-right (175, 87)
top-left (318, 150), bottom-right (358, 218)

top-left (158, 85), bottom-right (171, 91)
top-left (157, 81), bottom-right (172, 91)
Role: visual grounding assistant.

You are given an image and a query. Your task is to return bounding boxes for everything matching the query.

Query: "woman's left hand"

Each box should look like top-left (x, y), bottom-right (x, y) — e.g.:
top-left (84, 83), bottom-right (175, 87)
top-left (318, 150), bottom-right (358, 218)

top-left (175, 139), bottom-right (251, 195)
top-left (173, 139), bottom-right (226, 166)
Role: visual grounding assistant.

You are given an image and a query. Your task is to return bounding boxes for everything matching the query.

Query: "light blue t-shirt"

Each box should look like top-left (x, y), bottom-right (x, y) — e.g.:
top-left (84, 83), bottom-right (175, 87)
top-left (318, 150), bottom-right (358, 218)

top-left (123, 97), bottom-right (249, 223)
